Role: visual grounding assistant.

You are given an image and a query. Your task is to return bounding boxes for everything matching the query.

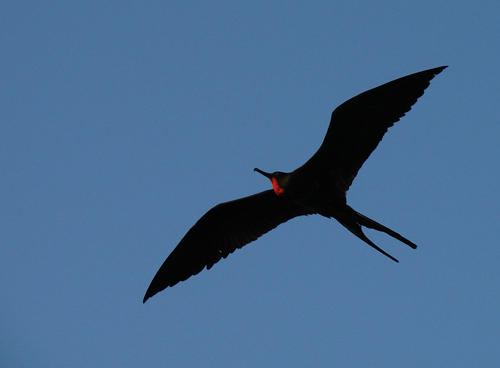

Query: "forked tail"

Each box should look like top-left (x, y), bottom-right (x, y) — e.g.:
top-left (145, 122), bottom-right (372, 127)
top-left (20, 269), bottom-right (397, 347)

top-left (335, 206), bottom-right (417, 262)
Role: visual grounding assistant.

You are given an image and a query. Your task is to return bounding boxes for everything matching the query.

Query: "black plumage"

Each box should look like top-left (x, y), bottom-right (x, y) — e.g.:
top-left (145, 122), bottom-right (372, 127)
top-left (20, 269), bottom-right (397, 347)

top-left (143, 66), bottom-right (446, 303)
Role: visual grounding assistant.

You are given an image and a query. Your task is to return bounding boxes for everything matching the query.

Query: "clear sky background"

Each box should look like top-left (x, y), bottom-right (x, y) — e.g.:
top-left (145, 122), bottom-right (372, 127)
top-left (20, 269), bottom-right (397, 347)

top-left (2, 1), bottom-right (499, 367)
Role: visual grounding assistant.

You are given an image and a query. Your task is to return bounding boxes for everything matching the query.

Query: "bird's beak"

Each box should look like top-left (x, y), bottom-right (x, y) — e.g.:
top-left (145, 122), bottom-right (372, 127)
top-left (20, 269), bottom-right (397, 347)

top-left (254, 168), bottom-right (272, 179)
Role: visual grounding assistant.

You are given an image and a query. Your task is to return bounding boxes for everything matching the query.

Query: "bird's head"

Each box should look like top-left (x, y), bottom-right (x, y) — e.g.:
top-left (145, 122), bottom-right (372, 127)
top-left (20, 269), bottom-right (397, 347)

top-left (254, 168), bottom-right (289, 196)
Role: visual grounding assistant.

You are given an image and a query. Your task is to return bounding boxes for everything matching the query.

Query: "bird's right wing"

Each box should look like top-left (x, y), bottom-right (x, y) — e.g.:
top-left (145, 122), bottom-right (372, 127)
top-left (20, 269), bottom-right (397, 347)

top-left (143, 190), bottom-right (312, 302)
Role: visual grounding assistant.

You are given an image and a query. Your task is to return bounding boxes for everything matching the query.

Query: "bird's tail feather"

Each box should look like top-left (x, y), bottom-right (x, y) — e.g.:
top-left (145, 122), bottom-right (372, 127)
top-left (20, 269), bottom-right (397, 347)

top-left (334, 206), bottom-right (417, 262)
top-left (353, 209), bottom-right (417, 249)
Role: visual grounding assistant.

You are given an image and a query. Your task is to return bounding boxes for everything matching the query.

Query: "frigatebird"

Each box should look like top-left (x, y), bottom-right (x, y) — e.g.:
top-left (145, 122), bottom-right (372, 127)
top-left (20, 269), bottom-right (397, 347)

top-left (143, 66), bottom-right (446, 303)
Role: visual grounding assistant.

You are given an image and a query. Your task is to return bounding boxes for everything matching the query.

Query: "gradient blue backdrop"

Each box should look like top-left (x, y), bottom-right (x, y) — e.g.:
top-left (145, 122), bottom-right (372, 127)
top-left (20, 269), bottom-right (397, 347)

top-left (2, 1), bottom-right (499, 367)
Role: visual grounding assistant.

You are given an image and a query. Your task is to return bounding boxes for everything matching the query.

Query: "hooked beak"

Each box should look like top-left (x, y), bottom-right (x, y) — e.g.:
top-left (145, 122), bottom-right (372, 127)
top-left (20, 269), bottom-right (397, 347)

top-left (254, 168), bottom-right (272, 179)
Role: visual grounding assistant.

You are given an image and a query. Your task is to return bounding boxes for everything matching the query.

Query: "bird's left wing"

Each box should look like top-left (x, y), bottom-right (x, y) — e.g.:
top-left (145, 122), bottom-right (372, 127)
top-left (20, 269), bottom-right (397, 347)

top-left (301, 66), bottom-right (446, 193)
top-left (143, 190), bottom-right (312, 302)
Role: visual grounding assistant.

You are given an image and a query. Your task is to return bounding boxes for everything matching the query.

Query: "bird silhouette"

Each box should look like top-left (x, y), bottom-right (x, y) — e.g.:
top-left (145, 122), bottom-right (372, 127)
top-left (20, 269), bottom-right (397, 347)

top-left (143, 66), bottom-right (447, 303)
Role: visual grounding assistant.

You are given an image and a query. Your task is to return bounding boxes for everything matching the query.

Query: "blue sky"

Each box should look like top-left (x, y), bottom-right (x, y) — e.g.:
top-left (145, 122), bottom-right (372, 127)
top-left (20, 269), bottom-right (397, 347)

top-left (2, 1), bottom-right (499, 367)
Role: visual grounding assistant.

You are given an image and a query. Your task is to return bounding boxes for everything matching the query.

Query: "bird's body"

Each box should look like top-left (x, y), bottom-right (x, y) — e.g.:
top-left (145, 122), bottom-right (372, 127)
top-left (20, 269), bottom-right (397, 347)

top-left (143, 66), bottom-right (447, 303)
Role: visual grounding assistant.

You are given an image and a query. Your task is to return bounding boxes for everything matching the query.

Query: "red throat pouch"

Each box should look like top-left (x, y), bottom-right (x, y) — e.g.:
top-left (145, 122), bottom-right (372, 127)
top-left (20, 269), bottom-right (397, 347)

top-left (270, 177), bottom-right (285, 195)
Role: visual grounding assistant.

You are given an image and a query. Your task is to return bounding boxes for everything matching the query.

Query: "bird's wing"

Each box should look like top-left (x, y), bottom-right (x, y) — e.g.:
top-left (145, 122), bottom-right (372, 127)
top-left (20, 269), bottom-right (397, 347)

top-left (302, 66), bottom-right (446, 192)
top-left (143, 190), bottom-right (312, 302)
